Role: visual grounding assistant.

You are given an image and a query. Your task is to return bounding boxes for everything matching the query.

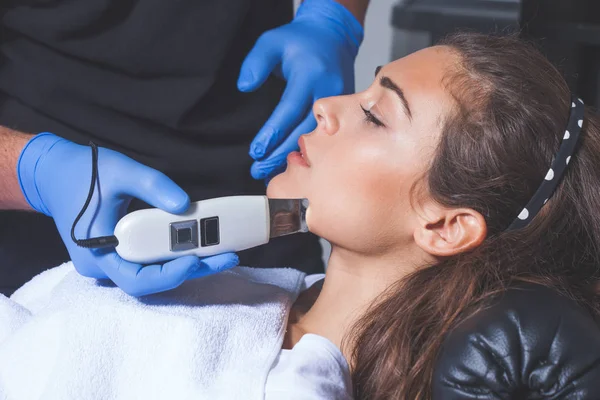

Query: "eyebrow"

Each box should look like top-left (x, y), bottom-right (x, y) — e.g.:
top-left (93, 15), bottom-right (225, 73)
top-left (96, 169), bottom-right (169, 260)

top-left (374, 65), bottom-right (413, 121)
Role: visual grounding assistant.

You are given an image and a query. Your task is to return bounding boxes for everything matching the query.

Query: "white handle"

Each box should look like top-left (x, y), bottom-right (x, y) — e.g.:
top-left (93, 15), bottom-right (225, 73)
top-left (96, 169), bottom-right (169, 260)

top-left (114, 196), bottom-right (270, 264)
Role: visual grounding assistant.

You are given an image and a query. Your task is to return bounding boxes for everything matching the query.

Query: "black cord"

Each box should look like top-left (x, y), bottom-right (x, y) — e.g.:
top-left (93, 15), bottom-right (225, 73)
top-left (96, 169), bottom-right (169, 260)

top-left (70, 141), bottom-right (119, 249)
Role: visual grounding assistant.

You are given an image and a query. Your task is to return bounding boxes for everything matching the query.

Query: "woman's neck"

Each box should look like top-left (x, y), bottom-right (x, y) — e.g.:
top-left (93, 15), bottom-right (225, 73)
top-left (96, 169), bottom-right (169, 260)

top-left (292, 246), bottom-right (419, 362)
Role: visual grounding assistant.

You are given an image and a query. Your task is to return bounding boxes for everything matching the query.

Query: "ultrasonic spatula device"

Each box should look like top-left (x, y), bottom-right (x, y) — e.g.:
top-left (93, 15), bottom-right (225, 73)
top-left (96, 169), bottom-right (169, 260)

top-left (68, 144), bottom-right (309, 264)
top-left (112, 196), bottom-right (309, 264)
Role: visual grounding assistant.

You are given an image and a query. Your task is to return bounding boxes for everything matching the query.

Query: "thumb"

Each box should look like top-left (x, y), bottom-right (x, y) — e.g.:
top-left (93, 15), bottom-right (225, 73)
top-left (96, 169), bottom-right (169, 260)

top-left (117, 157), bottom-right (190, 214)
top-left (237, 35), bottom-right (282, 92)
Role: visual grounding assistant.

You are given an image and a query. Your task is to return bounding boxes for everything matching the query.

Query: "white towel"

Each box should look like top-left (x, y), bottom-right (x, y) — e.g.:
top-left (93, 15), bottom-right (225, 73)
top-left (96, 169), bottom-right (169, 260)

top-left (0, 262), bottom-right (306, 400)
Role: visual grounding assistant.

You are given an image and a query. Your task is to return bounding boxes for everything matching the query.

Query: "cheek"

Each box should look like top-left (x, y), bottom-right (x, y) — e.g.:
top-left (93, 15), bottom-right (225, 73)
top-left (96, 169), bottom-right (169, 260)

top-left (307, 145), bottom-right (417, 251)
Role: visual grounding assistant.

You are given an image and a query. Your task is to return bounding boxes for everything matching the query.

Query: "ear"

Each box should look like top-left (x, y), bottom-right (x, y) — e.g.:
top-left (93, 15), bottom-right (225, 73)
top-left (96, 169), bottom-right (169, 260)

top-left (413, 205), bottom-right (487, 257)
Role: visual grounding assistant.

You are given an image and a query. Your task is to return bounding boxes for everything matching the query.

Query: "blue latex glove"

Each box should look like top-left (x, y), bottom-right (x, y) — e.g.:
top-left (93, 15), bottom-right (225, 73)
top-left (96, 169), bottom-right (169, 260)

top-left (238, 0), bottom-right (364, 180)
top-left (17, 133), bottom-right (239, 296)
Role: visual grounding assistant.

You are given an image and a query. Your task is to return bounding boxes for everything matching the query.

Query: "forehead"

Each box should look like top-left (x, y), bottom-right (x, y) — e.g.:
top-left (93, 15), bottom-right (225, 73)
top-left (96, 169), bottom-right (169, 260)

top-left (381, 45), bottom-right (457, 85)
top-left (379, 46), bottom-right (458, 121)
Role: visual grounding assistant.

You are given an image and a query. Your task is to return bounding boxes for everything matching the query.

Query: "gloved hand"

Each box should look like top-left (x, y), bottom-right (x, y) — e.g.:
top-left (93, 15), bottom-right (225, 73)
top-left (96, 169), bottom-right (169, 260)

top-left (17, 133), bottom-right (239, 296)
top-left (237, 0), bottom-right (364, 180)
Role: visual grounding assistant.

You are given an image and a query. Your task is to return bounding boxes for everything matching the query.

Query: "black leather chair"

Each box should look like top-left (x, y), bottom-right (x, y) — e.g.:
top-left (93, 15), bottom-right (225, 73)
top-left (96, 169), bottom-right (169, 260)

top-left (433, 284), bottom-right (600, 398)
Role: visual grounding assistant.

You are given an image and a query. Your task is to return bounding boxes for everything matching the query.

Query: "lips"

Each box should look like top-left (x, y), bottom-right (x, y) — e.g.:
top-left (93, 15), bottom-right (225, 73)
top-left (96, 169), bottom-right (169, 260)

top-left (286, 136), bottom-right (311, 168)
top-left (298, 136), bottom-right (311, 166)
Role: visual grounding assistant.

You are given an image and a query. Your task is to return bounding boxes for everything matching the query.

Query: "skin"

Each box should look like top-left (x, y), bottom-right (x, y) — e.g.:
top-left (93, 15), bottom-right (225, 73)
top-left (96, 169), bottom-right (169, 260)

top-left (0, 127), bottom-right (32, 210)
top-left (267, 46), bottom-right (487, 363)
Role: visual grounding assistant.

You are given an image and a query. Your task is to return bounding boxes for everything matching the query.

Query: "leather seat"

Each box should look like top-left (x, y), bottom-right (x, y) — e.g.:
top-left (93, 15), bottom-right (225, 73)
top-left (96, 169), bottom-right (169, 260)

top-left (433, 284), bottom-right (600, 399)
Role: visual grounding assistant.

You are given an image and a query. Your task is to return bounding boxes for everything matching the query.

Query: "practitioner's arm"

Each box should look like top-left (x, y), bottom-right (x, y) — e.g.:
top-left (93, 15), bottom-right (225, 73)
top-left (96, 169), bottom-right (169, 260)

top-left (0, 126), bottom-right (33, 210)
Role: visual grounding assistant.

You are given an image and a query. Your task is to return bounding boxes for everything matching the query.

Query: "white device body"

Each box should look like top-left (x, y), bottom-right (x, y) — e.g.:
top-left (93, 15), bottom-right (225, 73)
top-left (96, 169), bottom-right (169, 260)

top-left (114, 196), bottom-right (270, 264)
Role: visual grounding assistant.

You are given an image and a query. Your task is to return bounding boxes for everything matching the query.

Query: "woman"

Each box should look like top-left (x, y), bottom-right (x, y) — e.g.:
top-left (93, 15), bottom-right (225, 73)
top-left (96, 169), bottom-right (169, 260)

top-left (269, 32), bottom-right (600, 398)
top-left (1, 32), bottom-right (600, 399)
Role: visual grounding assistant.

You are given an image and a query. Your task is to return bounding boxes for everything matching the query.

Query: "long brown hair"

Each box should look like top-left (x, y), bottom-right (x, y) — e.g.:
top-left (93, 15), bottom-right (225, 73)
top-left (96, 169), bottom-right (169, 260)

top-left (347, 32), bottom-right (600, 399)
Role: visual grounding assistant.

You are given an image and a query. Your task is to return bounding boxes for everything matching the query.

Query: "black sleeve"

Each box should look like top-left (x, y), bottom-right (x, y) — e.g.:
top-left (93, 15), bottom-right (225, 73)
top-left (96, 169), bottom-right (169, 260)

top-left (432, 284), bottom-right (600, 399)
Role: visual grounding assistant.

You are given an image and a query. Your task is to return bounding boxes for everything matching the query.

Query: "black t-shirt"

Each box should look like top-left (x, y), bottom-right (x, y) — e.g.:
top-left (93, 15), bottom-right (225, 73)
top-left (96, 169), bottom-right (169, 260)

top-left (0, 0), bottom-right (290, 199)
top-left (0, 1), bottom-right (323, 284)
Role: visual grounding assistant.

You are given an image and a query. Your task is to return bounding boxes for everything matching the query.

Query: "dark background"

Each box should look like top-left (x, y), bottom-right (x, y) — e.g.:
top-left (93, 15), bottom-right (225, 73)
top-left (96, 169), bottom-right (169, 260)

top-left (392, 0), bottom-right (600, 107)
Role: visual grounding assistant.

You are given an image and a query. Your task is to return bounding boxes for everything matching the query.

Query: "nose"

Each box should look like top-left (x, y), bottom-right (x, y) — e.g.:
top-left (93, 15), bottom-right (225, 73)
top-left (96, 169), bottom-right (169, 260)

top-left (313, 97), bottom-right (339, 136)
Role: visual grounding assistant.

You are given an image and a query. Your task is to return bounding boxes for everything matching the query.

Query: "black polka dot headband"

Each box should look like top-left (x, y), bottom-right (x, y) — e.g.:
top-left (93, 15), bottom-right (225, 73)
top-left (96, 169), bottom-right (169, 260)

top-left (507, 96), bottom-right (585, 231)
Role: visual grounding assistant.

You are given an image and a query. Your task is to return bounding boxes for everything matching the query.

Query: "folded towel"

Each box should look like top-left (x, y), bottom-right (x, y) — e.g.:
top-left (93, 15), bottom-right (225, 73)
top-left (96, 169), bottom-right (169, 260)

top-left (0, 295), bottom-right (31, 344)
top-left (0, 262), bottom-right (305, 400)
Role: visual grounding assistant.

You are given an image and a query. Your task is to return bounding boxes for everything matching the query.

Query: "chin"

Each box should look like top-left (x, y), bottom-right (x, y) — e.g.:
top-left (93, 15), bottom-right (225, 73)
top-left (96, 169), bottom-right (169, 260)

top-left (267, 168), bottom-right (318, 232)
top-left (266, 171), bottom-right (305, 199)
top-left (265, 174), bottom-right (285, 198)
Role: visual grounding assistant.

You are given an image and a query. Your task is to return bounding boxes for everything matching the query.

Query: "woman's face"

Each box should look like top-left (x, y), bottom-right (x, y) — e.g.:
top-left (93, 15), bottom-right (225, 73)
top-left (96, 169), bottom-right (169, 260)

top-left (267, 46), bottom-right (458, 255)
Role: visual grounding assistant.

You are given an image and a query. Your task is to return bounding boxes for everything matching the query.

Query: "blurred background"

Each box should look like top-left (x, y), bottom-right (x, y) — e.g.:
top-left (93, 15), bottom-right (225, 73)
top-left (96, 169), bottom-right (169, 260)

top-left (294, 0), bottom-right (600, 265)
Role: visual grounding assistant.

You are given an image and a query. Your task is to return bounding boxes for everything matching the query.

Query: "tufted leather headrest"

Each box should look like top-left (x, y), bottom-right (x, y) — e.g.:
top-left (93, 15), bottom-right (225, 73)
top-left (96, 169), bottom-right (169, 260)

top-left (432, 284), bottom-right (600, 399)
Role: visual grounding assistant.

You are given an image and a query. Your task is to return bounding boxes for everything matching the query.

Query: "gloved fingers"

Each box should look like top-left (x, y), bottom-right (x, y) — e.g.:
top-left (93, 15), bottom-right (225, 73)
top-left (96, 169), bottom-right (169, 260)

top-left (249, 74), bottom-right (314, 160)
top-left (313, 74), bottom-right (347, 100)
top-left (187, 252), bottom-right (239, 280)
top-left (114, 157), bottom-right (190, 215)
top-left (70, 251), bottom-right (110, 280)
top-left (237, 32), bottom-right (282, 93)
top-left (96, 252), bottom-right (200, 296)
top-left (251, 154), bottom-right (289, 182)
top-left (251, 112), bottom-right (316, 180)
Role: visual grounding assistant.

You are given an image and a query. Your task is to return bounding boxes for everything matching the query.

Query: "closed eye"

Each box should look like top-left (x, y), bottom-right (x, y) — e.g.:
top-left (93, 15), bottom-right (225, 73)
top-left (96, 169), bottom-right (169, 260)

top-left (361, 105), bottom-right (385, 127)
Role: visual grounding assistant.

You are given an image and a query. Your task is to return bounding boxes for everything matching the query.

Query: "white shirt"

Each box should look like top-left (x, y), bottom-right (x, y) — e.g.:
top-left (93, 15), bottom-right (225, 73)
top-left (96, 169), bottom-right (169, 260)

top-left (264, 275), bottom-right (353, 399)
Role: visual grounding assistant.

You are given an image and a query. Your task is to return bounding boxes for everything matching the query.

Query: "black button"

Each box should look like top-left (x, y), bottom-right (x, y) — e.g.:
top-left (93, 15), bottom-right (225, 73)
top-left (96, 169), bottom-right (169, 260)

top-left (176, 227), bottom-right (192, 244)
top-left (169, 220), bottom-right (199, 252)
top-left (200, 217), bottom-right (220, 247)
